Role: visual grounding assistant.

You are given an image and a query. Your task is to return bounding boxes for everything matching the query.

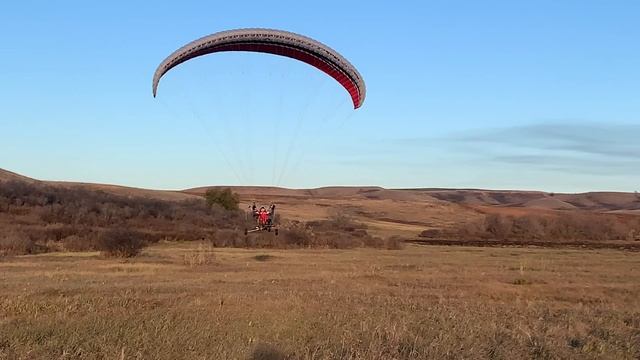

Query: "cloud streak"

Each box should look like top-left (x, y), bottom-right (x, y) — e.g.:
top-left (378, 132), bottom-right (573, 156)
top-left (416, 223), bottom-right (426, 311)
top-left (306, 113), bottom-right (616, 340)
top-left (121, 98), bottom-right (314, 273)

top-left (459, 122), bottom-right (640, 175)
top-left (492, 154), bottom-right (640, 175)
top-left (392, 121), bottom-right (640, 176)
top-left (458, 122), bottom-right (640, 159)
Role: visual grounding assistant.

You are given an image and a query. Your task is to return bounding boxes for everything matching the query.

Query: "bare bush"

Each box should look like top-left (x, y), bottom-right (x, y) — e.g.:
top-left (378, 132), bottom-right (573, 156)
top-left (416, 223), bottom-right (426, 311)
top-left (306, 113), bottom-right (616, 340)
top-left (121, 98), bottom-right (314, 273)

top-left (211, 229), bottom-right (242, 247)
top-left (385, 236), bottom-right (406, 250)
top-left (512, 216), bottom-right (545, 240)
top-left (311, 231), bottom-right (357, 249)
top-left (303, 214), bottom-right (382, 249)
top-left (361, 236), bottom-right (384, 248)
top-left (1, 181), bottom-right (244, 230)
top-left (0, 231), bottom-right (37, 255)
top-left (419, 229), bottom-right (442, 238)
top-left (44, 225), bottom-right (81, 242)
top-left (485, 214), bottom-right (513, 240)
top-left (95, 228), bottom-right (146, 258)
top-left (279, 223), bottom-right (314, 248)
top-left (0, 181), bottom-right (246, 255)
top-left (62, 234), bottom-right (97, 252)
top-left (0, 181), bottom-right (404, 251)
top-left (163, 226), bottom-right (209, 242)
top-left (433, 212), bottom-right (640, 243)
top-left (310, 212), bottom-right (368, 233)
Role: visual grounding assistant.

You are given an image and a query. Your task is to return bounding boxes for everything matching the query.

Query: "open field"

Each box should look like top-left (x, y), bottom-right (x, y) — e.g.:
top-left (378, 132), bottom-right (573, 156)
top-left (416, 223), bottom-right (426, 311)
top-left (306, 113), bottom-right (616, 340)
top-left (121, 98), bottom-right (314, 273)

top-left (1, 242), bottom-right (639, 359)
top-left (1, 169), bottom-right (639, 358)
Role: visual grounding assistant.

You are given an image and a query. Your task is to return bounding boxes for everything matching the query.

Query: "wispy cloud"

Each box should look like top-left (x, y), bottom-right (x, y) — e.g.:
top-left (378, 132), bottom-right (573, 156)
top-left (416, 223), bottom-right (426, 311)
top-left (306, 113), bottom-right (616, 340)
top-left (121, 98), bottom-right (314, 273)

top-left (459, 122), bottom-right (640, 175)
top-left (391, 121), bottom-right (640, 176)
top-left (457, 122), bottom-right (640, 159)
top-left (493, 154), bottom-right (640, 175)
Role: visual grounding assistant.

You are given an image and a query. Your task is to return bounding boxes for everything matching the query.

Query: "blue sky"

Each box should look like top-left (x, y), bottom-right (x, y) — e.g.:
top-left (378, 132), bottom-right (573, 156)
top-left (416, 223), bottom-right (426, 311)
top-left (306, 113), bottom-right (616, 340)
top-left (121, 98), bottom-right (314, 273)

top-left (1, 0), bottom-right (639, 192)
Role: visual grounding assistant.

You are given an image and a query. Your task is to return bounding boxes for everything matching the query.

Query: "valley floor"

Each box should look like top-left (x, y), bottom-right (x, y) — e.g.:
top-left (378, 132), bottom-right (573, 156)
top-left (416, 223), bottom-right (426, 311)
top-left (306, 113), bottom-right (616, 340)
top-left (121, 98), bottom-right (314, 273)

top-left (1, 243), bottom-right (639, 359)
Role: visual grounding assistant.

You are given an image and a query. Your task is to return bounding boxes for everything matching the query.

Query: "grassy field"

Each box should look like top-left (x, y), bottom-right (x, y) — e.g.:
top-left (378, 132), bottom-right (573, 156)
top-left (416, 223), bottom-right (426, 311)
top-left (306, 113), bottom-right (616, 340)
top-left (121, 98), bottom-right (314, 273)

top-left (1, 243), bottom-right (639, 359)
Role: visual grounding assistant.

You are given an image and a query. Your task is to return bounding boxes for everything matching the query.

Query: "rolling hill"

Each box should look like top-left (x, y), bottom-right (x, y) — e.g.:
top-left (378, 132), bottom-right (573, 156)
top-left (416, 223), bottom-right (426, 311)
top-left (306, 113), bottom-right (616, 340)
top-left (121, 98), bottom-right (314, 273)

top-left (2, 167), bottom-right (639, 236)
top-left (0, 168), bottom-right (35, 183)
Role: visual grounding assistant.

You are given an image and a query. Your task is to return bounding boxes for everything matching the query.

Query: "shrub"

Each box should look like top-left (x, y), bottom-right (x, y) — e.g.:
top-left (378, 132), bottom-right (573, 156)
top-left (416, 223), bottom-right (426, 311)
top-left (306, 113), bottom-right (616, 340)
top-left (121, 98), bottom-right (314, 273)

top-left (332, 235), bottom-right (364, 249)
top-left (205, 188), bottom-right (240, 211)
top-left (168, 226), bottom-right (208, 242)
top-left (419, 229), bottom-right (441, 238)
top-left (62, 234), bottom-right (96, 252)
top-left (212, 228), bottom-right (242, 247)
top-left (232, 234), bottom-right (247, 248)
top-left (95, 228), bottom-right (146, 258)
top-left (385, 236), bottom-right (406, 250)
top-left (279, 224), bottom-right (313, 248)
top-left (435, 212), bottom-right (640, 242)
top-left (485, 214), bottom-right (513, 240)
top-left (44, 225), bottom-right (80, 242)
top-left (327, 212), bottom-right (368, 231)
top-left (453, 221), bottom-right (484, 239)
top-left (361, 236), bottom-right (384, 248)
top-left (0, 231), bottom-right (37, 255)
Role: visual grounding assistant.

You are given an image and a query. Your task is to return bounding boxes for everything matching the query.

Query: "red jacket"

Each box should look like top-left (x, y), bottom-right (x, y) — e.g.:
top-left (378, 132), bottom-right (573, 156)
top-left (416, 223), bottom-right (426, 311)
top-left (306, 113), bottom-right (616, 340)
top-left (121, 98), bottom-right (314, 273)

top-left (258, 211), bottom-right (269, 224)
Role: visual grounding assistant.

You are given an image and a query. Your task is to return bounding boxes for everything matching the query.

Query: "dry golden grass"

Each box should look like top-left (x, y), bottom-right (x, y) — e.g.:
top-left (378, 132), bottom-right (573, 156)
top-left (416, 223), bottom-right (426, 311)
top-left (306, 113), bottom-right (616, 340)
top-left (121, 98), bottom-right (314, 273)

top-left (238, 196), bottom-right (480, 239)
top-left (1, 243), bottom-right (639, 359)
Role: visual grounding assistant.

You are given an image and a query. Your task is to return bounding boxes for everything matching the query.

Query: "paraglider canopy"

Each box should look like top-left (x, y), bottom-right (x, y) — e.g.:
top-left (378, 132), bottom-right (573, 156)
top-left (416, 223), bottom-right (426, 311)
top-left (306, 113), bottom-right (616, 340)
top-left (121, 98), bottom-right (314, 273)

top-left (152, 28), bottom-right (366, 109)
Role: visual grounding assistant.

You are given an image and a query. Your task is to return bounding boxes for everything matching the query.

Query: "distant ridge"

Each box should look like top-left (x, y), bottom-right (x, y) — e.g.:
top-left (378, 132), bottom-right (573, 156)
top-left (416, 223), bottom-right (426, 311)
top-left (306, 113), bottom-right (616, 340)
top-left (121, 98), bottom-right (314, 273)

top-left (2, 168), bottom-right (639, 213)
top-left (0, 168), bottom-right (195, 202)
top-left (0, 168), bottom-right (36, 183)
